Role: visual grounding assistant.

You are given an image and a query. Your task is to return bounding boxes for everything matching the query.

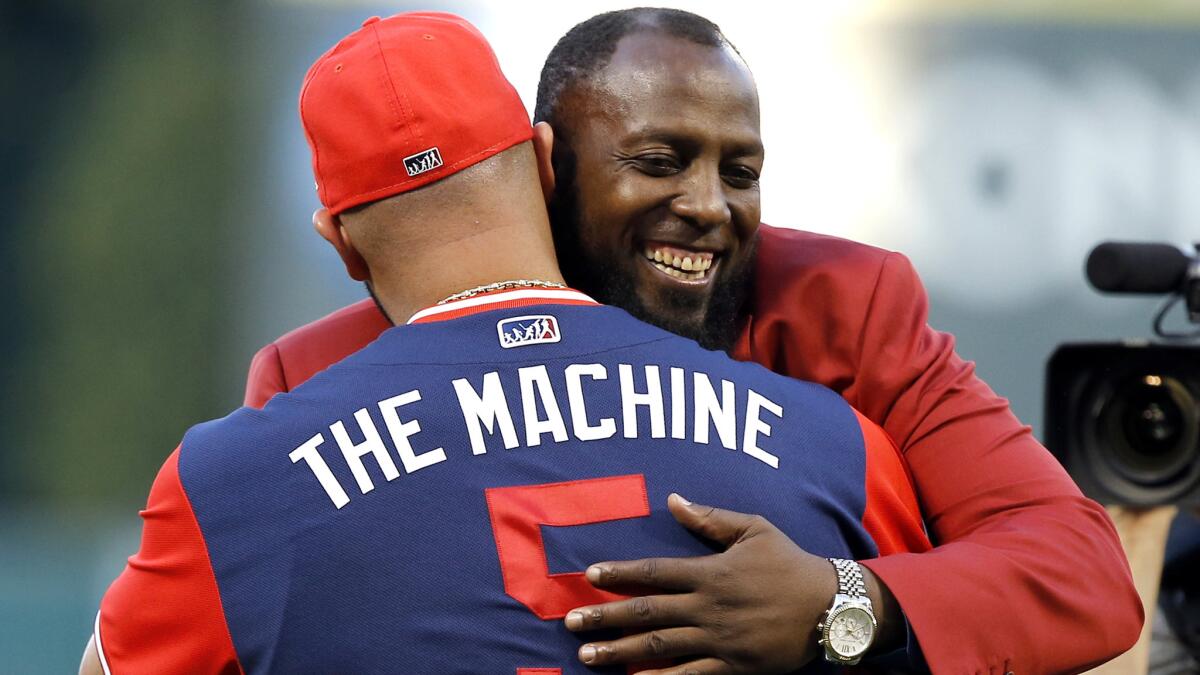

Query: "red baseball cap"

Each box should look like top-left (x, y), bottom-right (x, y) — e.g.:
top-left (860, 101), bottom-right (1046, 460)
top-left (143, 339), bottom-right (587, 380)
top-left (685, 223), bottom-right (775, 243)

top-left (299, 12), bottom-right (534, 215)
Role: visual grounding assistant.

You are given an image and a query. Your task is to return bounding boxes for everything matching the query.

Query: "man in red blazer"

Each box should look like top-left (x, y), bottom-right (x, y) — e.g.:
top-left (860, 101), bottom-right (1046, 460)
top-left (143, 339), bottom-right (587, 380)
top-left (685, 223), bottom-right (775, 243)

top-left (245, 9), bottom-right (1141, 674)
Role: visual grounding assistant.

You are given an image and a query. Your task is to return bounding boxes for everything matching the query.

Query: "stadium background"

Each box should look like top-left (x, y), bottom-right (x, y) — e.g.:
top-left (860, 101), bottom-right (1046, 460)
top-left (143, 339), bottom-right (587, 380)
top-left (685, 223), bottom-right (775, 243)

top-left (2, 0), bottom-right (1197, 671)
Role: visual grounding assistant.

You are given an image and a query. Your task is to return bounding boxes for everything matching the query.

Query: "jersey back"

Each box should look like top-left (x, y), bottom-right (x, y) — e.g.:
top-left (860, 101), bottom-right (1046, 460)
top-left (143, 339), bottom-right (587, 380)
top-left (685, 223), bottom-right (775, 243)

top-left (143, 296), bottom-right (923, 674)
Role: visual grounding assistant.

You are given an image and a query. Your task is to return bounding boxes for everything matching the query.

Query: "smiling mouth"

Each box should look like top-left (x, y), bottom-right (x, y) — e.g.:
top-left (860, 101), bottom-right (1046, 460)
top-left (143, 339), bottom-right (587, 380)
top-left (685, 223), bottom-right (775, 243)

top-left (641, 243), bottom-right (717, 282)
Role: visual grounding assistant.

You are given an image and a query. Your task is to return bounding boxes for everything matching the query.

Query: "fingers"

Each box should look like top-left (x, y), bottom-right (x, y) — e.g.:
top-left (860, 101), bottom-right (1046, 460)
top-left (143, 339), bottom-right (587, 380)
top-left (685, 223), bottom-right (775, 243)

top-left (576, 627), bottom-right (710, 666)
top-left (565, 594), bottom-right (695, 632)
top-left (586, 555), bottom-right (701, 592)
top-left (667, 492), bottom-right (764, 547)
top-left (634, 658), bottom-right (729, 675)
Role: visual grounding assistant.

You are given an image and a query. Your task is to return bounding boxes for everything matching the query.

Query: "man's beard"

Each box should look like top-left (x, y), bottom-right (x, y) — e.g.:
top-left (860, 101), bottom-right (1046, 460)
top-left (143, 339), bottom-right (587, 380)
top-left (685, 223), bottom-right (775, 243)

top-left (549, 184), bottom-right (755, 353)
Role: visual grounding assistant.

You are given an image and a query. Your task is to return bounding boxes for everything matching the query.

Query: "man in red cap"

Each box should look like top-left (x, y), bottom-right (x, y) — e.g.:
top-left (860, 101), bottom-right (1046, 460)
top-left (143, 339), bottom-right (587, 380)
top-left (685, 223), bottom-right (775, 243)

top-left (79, 12), bottom-right (931, 673)
top-left (238, 8), bottom-right (1144, 675)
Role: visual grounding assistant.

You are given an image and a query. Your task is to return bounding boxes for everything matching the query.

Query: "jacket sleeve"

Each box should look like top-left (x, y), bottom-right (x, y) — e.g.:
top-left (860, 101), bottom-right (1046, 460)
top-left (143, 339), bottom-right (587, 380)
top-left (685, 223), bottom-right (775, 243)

top-left (243, 343), bottom-right (287, 409)
top-left (95, 447), bottom-right (243, 674)
top-left (853, 252), bottom-right (1142, 674)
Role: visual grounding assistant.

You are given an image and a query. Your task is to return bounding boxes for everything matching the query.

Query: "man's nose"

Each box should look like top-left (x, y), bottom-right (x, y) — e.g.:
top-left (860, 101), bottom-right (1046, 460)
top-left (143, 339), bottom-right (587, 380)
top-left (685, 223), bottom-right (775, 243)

top-left (670, 164), bottom-right (731, 231)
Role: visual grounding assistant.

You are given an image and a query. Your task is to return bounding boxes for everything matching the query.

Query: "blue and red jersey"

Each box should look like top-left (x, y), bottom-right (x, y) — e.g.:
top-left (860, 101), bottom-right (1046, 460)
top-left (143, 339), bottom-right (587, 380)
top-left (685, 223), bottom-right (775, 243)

top-left (95, 289), bottom-right (929, 674)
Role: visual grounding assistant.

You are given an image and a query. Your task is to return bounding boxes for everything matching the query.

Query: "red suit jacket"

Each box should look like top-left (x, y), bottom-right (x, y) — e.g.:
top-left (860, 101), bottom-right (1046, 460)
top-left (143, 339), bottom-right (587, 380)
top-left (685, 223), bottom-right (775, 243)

top-left (244, 225), bottom-right (1142, 674)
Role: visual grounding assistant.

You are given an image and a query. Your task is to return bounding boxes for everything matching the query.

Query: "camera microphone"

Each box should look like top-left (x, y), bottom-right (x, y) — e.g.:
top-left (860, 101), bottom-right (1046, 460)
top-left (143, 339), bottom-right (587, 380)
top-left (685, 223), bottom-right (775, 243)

top-left (1086, 242), bottom-right (1192, 294)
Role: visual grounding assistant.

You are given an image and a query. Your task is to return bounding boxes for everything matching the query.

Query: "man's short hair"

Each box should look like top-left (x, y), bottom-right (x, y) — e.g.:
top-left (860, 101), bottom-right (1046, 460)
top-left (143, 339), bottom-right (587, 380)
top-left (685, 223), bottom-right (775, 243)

top-left (533, 8), bottom-right (738, 129)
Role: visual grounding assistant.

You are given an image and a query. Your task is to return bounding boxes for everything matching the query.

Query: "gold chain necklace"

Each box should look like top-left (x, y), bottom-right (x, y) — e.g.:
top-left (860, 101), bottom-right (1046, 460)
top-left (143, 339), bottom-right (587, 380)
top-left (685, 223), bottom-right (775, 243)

top-left (437, 279), bottom-right (568, 305)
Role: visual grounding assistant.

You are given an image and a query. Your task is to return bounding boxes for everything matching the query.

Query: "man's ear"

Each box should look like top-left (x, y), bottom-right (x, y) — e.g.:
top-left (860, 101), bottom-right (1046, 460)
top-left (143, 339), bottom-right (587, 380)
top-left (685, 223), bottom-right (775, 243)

top-left (313, 208), bottom-right (370, 281)
top-left (532, 121), bottom-right (556, 205)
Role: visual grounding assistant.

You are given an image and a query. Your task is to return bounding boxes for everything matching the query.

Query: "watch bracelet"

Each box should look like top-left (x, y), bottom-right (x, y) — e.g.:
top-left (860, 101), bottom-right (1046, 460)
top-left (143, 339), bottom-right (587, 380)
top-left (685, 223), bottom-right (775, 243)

top-left (828, 557), bottom-right (867, 597)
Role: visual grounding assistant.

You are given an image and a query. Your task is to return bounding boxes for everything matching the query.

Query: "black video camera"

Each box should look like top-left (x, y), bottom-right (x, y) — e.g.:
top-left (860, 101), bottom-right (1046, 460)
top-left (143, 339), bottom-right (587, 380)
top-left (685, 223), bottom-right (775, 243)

top-left (1045, 242), bottom-right (1200, 508)
top-left (1047, 342), bottom-right (1200, 507)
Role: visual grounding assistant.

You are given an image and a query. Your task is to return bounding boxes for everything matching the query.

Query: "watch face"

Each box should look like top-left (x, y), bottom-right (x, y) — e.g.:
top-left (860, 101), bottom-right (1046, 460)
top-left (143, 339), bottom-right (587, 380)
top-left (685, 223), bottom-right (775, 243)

top-left (826, 605), bottom-right (875, 658)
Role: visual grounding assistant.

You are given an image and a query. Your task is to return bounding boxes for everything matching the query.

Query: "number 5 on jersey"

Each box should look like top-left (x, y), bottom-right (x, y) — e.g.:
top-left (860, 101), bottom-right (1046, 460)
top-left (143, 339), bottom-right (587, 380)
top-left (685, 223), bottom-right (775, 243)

top-left (487, 474), bottom-right (650, 674)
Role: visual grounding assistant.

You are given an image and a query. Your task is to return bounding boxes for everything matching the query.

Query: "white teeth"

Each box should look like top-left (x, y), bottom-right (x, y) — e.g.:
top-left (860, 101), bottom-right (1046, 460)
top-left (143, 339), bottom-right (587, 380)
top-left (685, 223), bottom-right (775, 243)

top-left (652, 261), bottom-right (708, 281)
top-left (646, 247), bottom-right (716, 279)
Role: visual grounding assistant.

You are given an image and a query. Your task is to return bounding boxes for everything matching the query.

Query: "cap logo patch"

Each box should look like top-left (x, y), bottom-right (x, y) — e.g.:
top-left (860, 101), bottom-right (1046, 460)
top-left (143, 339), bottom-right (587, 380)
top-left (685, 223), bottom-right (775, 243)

top-left (497, 315), bottom-right (561, 348)
top-left (403, 147), bottom-right (443, 177)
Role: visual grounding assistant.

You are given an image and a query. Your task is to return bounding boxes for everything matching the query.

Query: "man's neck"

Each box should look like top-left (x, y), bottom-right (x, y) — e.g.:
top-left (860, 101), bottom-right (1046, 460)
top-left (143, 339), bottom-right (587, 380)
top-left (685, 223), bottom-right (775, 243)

top-left (369, 220), bottom-right (565, 323)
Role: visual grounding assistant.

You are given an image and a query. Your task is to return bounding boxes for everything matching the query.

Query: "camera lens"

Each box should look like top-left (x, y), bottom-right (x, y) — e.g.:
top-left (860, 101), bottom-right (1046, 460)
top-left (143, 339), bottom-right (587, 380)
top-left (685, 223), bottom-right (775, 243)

top-left (1098, 375), bottom-right (1199, 485)
top-left (1049, 344), bottom-right (1200, 507)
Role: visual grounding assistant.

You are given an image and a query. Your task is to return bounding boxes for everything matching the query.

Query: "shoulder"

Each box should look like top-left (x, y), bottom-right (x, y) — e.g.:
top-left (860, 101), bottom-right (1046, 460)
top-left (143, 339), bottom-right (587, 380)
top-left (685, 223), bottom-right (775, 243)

top-left (739, 225), bottom-right (929, 385)
top-left (271, 298), bottom-right (391, 363)
top-left (245, 298), bottom-right (391, 406)
top-left (177, 407), bottom-right (272, 477)
top-left (751, 224), bottom-right (924, 313)
top-left (666, 328), bottom-right (848, 406)
top-left (755, 224), bottom-right (897, 285)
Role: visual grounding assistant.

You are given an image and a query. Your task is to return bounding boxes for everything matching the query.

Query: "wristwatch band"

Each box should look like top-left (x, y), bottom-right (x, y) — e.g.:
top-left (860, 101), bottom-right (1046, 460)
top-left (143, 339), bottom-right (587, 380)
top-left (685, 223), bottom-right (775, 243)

top-left (819, 558), bottom-right (877, 665)
top-left (828, 558), bottom-right (867, 597)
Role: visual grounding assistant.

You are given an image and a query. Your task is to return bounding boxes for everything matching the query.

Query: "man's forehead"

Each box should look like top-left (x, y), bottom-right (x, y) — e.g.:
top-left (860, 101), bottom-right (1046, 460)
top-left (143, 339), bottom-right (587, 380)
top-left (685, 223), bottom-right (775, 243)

top-left (572, 31), bottom-right (759, 132)
top-left (599, 30), bottom-right (753, 93)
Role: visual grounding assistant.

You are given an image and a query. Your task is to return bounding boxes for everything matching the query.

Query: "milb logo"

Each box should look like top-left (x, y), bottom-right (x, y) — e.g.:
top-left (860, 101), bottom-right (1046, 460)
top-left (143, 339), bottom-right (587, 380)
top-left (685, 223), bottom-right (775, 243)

top-left (496, 315), bottom-right (561, 349)
top-left (403, 147), bottom-right (443, 177)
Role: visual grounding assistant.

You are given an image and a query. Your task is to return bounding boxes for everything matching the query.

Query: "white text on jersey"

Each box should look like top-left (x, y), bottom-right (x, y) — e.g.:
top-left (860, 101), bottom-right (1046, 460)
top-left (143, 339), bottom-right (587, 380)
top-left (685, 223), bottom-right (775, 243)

top-left (290, 362), bottom-right (783, 509)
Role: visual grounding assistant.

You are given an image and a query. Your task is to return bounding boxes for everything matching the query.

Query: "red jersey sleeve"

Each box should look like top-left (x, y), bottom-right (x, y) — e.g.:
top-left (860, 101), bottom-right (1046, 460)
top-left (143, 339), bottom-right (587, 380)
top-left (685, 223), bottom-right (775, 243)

top-left (852, 408), bottom-right (930, 557)
top-left (96, 448), bottom-right (242, 675)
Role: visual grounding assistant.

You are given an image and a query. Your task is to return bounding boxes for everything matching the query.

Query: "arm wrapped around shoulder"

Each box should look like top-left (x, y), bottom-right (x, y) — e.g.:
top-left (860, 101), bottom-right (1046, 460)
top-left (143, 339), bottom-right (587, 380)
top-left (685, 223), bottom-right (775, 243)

top-left (853, 251), bottom-right (1144, 674)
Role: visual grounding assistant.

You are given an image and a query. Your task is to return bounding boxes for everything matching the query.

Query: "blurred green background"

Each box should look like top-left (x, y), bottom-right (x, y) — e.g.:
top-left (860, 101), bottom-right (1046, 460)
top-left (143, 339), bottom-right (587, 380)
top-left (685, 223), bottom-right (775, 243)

top-left (4, 0), bottom-right (1199, 671)
top-left (3, 2), bottom-right (241, 665)
top-left (5, 0), bottom-right (232, 508)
